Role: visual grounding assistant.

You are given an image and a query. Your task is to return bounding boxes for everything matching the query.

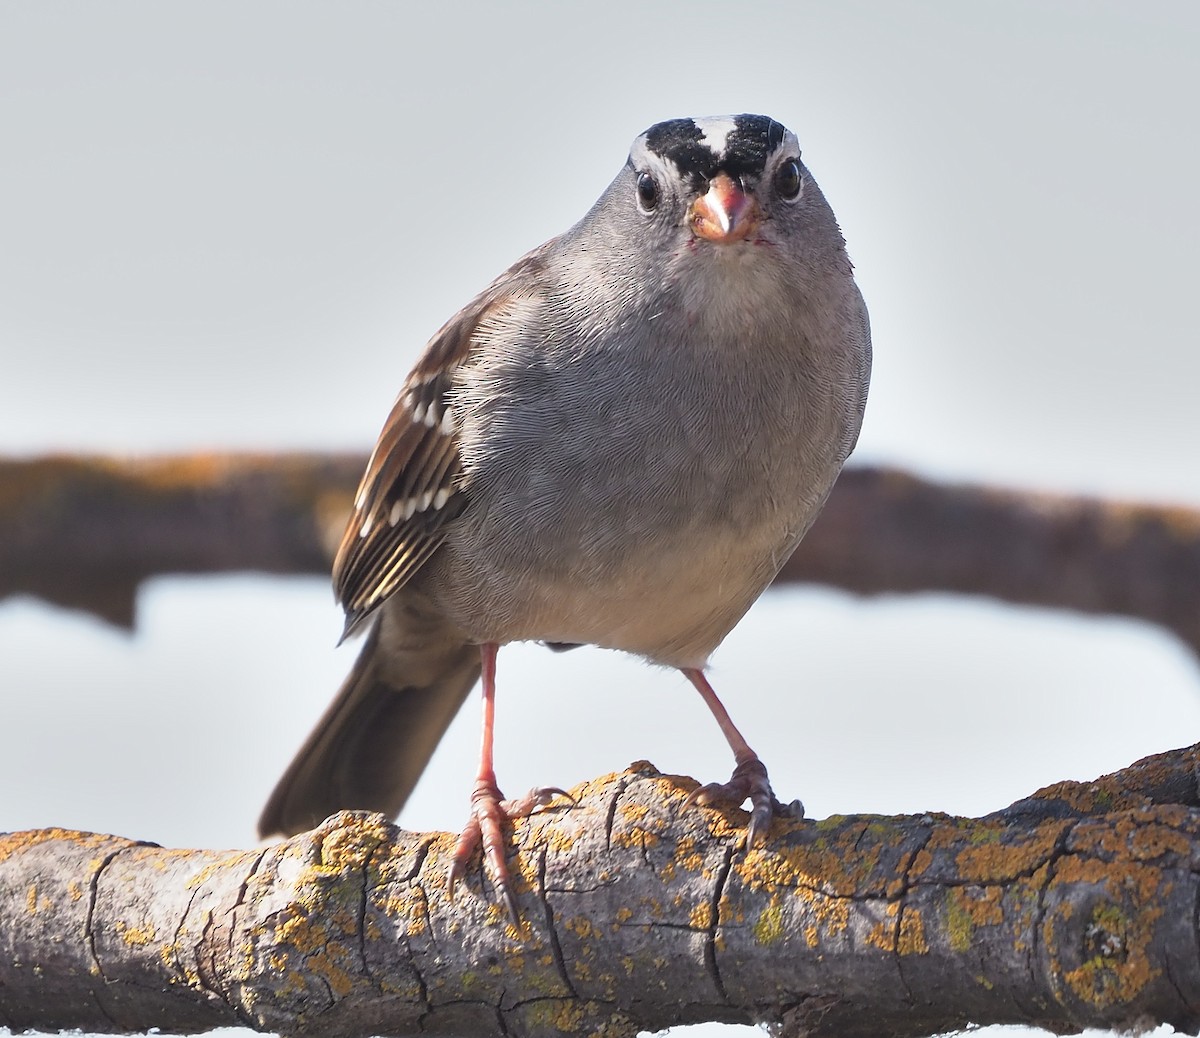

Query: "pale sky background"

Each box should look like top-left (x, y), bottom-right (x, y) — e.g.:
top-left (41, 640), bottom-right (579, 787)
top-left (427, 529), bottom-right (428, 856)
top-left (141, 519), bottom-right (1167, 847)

top-left (1, 3), bottom-right (1198, 1037)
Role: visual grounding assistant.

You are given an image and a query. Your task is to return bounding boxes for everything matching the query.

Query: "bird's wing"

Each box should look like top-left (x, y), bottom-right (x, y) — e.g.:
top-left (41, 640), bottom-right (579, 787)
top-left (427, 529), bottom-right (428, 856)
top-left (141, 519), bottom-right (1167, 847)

top-left (332, 249), bottom-right (548, 634)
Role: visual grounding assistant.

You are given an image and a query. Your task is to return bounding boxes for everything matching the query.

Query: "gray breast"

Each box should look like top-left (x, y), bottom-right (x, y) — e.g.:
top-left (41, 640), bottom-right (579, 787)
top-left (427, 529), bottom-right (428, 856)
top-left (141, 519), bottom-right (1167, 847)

top-left (426, 269), bottom-right (869, 662)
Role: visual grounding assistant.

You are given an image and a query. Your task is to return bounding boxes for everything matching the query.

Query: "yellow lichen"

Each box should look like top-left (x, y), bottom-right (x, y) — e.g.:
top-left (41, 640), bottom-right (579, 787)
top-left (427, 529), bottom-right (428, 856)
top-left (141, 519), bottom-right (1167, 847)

top-left (753, 901), bottom-right (785, 946)
top-left (185, 859), bottom-right (237, 891)
top-left (611, 801), bottom-right (662, 849)
top-left (565, 914), bottom-right (602, 940)
top-left (116, 922), bottom-right (156, 947)
top-left (944, 890), bottom-right (975, 952)
top-left (523, 998), bottom-right (590, 1035)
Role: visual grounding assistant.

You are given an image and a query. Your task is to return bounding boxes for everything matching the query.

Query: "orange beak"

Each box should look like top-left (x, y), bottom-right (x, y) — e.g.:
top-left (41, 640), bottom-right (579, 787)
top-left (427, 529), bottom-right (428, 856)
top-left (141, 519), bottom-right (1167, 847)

top-left (688, 173), bottom-right (762, 244)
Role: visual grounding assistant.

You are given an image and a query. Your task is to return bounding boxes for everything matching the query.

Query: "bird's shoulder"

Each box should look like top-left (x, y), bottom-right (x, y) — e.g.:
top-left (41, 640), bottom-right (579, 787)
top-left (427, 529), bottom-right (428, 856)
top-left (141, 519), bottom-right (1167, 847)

top-left (331, 241), bottom-right (556, 632)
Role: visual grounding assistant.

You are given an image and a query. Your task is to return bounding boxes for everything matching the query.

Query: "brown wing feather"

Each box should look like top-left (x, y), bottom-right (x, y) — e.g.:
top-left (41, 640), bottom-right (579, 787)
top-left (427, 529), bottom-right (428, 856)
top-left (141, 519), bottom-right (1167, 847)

top-left (332, 249), bottom-right (549, 633)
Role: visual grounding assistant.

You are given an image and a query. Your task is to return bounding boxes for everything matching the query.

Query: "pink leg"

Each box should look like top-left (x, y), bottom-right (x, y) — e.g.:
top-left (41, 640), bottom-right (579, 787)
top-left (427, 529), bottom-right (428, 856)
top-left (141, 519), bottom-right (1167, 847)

top-left (448, 643), bottom-right (569, 919)
top-left (681, 667), bottom-right (783, 847)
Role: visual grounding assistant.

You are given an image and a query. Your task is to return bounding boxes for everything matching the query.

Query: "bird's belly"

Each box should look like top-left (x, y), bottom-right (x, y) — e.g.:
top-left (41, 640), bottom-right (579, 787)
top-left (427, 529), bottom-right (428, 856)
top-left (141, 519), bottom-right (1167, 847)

top-left (431, 320), bottom-right (862, 666)
top-left (425, 448), bottom-right (833, 667)
top-left (428, 536), bottom-right (765, 667)
top-left (507, 531), bottom-right (776, 665)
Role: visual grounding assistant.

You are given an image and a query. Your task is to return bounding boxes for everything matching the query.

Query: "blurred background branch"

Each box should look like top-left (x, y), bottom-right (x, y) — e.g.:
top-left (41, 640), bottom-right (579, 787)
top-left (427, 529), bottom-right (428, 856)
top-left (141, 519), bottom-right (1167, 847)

top-left (3, 454), bottom-right (1197, 655)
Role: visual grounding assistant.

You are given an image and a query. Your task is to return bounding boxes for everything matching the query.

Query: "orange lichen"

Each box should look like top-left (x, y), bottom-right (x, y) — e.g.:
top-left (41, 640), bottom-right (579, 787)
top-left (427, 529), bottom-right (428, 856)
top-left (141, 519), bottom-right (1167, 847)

top-left (864, 902), bottom-right (900, 951)
top-left (614, 796), bottom-right (652, 820)
top-left (1042, 847), bottom-right (1166, 1011)
top-left (303, 948), bottom-right (357, 998)
top-left (908, 848), bottom-right (934, 876)
top-left (917, 819), bottom-right (1069, 884)
top-left (898, 906), bottom-right (929, 955)
top-left (735, 822), bottom-right (877, 898)
top-left (1081, 811), bottom-right (1194, 863)
top-left (0, 828), bottom-right (121, 865)
top-left (1031, 779), bottom-right (1145, 815)
top-left (1059, 899), bottom-right (1161, 1009)
top-left (1126, 817), bottom-right (1194, 861)
top-left (944, 886), bottom-right (1004, 952)
top-left (1053, 854), bottom-right (1164, 904)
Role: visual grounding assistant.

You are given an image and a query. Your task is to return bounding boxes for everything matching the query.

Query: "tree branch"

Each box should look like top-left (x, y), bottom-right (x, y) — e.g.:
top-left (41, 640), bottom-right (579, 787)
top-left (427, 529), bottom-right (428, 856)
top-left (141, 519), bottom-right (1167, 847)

top-left (3, 748), bottom-right (1200, 1036)
top-left (0, 453), bottom-right (357, 627)
top-left (2, 455), bottom-right (1198, 655)
top-left (785, 467), bottom-right (1200, 655)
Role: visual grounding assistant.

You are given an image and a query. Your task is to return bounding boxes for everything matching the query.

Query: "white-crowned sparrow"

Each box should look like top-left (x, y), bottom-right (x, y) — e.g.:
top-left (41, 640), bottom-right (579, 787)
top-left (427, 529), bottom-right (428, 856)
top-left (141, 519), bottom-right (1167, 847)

top-left (259, 114), bottom-right (871, 915)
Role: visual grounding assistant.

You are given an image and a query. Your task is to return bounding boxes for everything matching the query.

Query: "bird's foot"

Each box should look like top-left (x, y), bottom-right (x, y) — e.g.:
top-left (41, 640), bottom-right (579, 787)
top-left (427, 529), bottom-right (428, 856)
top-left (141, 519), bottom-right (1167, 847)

top-left (448, 779), bottom-right (572, 919)
top-left (684, 757), bottom-right (800, 848)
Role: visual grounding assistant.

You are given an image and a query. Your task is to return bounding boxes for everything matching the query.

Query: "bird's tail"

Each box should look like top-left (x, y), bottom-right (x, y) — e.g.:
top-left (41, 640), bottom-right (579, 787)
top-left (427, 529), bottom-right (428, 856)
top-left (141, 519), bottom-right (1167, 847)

top-left (257, 593), bottom-right (480, 839)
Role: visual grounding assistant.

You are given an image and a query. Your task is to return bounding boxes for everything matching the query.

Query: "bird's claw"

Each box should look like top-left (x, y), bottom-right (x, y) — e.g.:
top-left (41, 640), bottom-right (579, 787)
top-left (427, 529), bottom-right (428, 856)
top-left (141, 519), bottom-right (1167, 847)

top-left (448, 780), bottom-right (573, 920)
top-left (684, 757), bottom-right (789, 848)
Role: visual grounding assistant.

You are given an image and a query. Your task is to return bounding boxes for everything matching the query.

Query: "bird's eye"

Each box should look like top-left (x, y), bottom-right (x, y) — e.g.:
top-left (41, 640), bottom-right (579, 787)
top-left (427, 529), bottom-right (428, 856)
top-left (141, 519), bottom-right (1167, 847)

top-left (774, 159), bottom-right (802, 201)
top-left (635, 172), bottom-right (660, 213)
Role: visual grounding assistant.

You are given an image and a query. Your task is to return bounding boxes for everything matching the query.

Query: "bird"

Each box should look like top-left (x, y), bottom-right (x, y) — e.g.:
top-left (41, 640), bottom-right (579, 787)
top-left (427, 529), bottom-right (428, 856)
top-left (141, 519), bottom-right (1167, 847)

top-left (258, 114), bottom-right (872, 917)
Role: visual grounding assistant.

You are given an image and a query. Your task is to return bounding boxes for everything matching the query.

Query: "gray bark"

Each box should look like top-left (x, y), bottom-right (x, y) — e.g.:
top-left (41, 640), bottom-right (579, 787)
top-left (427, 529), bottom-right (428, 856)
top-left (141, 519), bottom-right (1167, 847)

top-left (4, 749), bottom-right (1200, 1037)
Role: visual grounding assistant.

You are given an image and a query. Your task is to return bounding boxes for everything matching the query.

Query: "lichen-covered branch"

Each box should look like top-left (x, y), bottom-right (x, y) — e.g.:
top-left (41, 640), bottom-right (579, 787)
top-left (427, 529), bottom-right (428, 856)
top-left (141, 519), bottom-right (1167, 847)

top-left (783, 467), bottom-right (1200, 655)
top-left (2, 455), bottom-right (1198, 654)
top-left (0, 453), bottom-right (359, 627)
top-left (4, 748), bottom-right (1200, 1038)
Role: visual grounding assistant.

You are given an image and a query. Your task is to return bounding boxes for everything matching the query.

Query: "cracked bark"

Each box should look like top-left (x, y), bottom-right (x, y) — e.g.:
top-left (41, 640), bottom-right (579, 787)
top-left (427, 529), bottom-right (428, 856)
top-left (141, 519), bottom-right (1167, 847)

top-left (1, 454), bottom-right (1198, 656)
top-left (4, 749), bottom-right (1200, 1038)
